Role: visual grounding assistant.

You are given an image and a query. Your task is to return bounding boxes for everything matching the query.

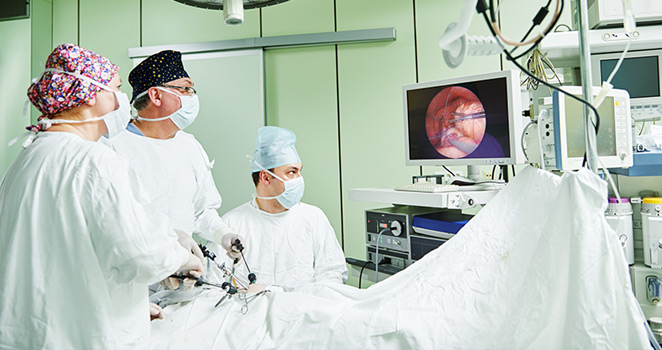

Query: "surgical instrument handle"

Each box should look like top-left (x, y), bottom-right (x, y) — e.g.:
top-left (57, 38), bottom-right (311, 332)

top-left (198, 242), bottom-right (254, 288)
top-left (169, 274), bottom-right (226, 289)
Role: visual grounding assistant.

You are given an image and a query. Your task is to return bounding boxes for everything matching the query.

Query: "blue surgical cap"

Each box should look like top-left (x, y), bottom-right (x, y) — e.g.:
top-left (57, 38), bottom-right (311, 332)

top-left (252, 126), bottom-right (301, 172)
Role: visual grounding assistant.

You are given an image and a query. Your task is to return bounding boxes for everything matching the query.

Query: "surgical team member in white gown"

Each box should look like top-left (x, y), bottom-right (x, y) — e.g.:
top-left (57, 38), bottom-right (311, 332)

top-left (0, 44), bottom-right (203, 349)
top-left (221, 126), bottom-right (348, 289)
top-left (105, 50), bottom-right (240, 257)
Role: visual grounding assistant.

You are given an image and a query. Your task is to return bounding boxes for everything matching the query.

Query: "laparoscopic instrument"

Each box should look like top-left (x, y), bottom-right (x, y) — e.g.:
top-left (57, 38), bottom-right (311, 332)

top-left (169, 238), bottom-right (264, 313)
top-left (449, 111), bottom-right (486, 122)
top-left (227, 239), bottom-right (257, 285)
top-left (202, 239), bottom-right (261, 310)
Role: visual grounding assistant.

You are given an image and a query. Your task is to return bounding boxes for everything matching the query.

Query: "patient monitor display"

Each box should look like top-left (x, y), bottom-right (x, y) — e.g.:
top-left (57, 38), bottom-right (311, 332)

top-left (563, 94), bottom-right (618, 158)
top-left (404, 70), bottom-right (524, 166)
top-left (549, 86), bottom-right (633, 170)
top-left (591, 50), bottom-right (662, 120)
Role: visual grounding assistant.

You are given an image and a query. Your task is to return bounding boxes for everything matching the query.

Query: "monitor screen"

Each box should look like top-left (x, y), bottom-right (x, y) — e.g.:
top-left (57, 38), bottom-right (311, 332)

top-left (404, 70), bottom-right (522, 166)
top-left (549, 86), bottom-right (632, 170)
top-left (591, 50), bottom-right (662, 109)
top-left (564, 95), bottom-right (617, 157)
top-left (600, 56), bottom-right (660, 99)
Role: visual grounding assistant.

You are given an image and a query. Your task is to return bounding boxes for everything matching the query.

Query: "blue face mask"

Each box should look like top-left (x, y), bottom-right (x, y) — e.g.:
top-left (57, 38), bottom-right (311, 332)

top-left (256, 167), bottom-right (305, 209)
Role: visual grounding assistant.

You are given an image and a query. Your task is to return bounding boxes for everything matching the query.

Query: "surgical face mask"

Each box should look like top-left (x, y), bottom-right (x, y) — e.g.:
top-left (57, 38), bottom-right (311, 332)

top-left (134, 87), bottom-right (199, 130)
top-left (99, 91), bottom-right (131, 138)
top-left (255, 167), bottom-right (305, 209)
top-left (36, 69), bottom-right (131, 139)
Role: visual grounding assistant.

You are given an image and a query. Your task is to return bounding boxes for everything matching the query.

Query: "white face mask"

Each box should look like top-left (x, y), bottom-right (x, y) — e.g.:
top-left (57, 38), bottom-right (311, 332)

top-left (254, 161), bottom-right (305, 209)
top-left (134, 87), bottom-right (200, 130)
top-left (36, 69), bottom-right (131, 139)
top-left (100, 91), bottom-right (132, 138)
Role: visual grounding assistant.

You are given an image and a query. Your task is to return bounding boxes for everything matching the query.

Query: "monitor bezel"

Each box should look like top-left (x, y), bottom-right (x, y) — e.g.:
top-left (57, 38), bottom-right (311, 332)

top-left (403, 70), bottom-right (524, 166)
top-left (590, 49), bottom-right (662, 107)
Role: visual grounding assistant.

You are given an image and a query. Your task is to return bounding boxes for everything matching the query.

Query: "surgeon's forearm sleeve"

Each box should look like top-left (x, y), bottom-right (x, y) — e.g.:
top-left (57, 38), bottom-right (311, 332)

top-left (89, 163), bottom-right (192, 285)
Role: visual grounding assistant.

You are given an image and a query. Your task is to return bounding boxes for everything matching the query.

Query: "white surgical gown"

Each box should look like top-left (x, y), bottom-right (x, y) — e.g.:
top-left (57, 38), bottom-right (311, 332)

top-left (221, 200), bottom-right (348, 289)
top-left (0, 132), bottom-right (188, 349)
top-left (106, 129), bottom-right (230, 242)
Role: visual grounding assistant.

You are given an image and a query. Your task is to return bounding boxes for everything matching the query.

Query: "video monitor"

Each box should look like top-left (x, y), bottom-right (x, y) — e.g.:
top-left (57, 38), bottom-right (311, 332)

top-left (591, 50), bottom-right (662, 109)
top-left (403, 70), bottom-right (525, 166)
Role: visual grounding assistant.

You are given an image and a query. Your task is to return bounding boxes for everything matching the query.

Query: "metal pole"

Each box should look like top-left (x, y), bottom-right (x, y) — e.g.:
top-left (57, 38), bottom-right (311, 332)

top-left (576, 0), bottom-right (598, 173)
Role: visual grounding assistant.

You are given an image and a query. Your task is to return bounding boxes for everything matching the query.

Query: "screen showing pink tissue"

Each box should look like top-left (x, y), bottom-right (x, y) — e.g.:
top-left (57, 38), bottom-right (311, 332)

top-left (407, 76), bottom-right (510, 161)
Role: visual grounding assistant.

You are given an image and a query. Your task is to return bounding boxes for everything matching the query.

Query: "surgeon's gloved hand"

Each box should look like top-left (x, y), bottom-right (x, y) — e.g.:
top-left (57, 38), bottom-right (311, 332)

top-left (163, 252), bottom-right (204, 290)
top-left (174, 229), bottom-right (204, 261)
top-left (220, 233), bottom-right (245, 263)
top-left (214, 227), bottom-right (245, 263)
top-left (178, 253), bottom-right (204, 277)
top-left (149, 302), bottom-right (164, 321)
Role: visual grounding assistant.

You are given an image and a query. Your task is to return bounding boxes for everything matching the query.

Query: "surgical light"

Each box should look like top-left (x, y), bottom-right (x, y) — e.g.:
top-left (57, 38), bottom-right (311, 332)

top-left (224, 0), bottom-right (244, 25)
top-left (172, 0), bottom-right (291, 25)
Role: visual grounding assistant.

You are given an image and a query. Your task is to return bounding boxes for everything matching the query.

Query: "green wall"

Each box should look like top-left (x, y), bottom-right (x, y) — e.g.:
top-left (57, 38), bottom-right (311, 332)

top-left (0, 18), bottom-right (31, 175)
top-left (3, 0), bottom-right (596, 287)
top-left (29, 0), bottom-right (53, 122)
top-left (334, 0), bottom-right (420, 286)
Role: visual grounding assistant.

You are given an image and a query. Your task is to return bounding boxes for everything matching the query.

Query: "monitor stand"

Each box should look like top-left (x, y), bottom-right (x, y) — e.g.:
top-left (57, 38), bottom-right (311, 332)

top-left (467, 165), bottom-right (482, 182)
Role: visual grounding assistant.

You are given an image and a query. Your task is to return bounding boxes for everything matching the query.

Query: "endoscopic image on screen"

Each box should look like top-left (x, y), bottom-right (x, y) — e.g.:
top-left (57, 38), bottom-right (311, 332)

top-left (407, 77), bottom-right (511, 161)
top-left (426, 86), bottom-right (486, 158)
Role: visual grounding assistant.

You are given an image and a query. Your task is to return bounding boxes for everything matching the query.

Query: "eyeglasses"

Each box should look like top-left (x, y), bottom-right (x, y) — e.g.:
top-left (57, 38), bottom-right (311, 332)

top-left (160, 84), bottom-right (197, 96)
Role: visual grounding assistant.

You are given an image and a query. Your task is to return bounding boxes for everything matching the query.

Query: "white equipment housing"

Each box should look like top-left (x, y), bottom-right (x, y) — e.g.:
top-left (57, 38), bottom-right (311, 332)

top-left (525, 86), bottom-right (632, 170)
top-left (575, 0), bottom-right (662, 29)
